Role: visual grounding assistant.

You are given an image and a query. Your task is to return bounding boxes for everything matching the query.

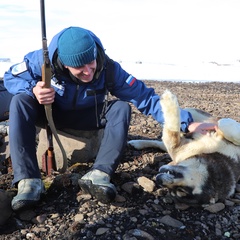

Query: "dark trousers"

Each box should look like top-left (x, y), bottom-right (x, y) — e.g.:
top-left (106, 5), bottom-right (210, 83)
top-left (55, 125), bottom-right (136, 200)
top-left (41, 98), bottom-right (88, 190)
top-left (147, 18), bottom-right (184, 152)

top-left (9, 93), bottom-right (131, 185)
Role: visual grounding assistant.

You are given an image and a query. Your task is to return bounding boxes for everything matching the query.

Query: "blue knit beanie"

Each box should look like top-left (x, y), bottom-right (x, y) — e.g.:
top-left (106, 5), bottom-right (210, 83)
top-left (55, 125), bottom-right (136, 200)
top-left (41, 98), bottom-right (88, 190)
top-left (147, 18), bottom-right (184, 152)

top-left (58, 27), bottom-right (97, 67)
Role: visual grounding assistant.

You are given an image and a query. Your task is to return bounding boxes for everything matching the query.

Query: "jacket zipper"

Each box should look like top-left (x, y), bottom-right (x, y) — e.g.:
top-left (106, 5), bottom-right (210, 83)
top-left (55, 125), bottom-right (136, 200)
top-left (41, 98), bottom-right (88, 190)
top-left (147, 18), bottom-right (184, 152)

top-left (73, 84), bottom-right (79, 109)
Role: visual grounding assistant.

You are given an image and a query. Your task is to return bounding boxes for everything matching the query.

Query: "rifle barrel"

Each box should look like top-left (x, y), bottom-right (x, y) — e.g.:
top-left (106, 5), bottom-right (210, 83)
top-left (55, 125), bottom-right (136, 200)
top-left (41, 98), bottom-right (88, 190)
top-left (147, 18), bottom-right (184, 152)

top-left (40, 0), bottom-right (47, 40)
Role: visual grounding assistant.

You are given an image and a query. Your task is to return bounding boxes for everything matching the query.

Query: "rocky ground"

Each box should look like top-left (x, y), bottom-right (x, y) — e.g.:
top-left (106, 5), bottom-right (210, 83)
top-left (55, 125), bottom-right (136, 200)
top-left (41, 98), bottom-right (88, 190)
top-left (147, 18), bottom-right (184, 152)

top-left (0, 80), bottom-right (240, 240)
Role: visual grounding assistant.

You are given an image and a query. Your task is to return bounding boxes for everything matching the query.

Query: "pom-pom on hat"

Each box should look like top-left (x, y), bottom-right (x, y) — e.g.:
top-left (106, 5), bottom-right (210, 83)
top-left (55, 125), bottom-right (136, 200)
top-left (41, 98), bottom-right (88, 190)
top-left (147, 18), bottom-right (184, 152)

top-left (58, 27), bottom-right (97, 67)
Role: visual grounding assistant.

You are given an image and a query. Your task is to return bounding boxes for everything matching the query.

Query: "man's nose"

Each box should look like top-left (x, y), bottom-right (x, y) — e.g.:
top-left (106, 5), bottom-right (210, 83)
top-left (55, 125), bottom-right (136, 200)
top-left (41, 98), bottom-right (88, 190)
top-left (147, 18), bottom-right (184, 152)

top-left (82, 64), bottom-right (91, 74)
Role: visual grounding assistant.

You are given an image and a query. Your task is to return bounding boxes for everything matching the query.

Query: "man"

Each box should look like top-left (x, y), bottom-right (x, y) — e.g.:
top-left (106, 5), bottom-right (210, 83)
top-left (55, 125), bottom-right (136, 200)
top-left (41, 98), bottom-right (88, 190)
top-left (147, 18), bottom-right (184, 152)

top-left (4, 26), bottom-right (198, 211)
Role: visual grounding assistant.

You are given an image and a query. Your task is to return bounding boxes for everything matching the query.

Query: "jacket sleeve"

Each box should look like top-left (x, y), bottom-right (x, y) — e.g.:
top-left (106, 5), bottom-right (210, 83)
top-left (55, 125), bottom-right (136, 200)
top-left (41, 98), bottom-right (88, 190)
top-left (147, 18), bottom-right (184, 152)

top-left (109, 61), bottom-right (193, 132)
top-left (3, 49), bottom-right (43, 98)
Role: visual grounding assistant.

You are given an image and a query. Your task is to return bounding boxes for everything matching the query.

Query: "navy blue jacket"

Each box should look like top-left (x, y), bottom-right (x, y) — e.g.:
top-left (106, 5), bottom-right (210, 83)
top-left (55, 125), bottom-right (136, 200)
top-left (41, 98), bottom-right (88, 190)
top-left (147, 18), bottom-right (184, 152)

top-left (3, 27), bottom-right (193, 131)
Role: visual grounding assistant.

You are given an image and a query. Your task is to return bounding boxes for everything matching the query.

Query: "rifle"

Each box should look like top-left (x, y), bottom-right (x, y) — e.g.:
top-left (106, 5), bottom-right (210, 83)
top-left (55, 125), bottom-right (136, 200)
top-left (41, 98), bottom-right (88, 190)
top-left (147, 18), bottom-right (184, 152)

top-left (40, 0), bottom-right (68, 175)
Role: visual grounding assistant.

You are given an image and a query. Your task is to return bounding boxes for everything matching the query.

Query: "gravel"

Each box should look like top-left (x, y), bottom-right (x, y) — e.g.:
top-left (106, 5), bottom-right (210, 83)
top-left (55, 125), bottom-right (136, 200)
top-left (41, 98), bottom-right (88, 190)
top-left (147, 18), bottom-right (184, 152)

top-left (0, 80), bottom-right (240, 240)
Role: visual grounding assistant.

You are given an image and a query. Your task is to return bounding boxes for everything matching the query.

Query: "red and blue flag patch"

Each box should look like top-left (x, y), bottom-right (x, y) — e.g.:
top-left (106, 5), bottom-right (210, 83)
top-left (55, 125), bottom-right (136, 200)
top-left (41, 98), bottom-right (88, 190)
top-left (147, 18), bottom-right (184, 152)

top-left (126, 75), bottom-right (136, 86)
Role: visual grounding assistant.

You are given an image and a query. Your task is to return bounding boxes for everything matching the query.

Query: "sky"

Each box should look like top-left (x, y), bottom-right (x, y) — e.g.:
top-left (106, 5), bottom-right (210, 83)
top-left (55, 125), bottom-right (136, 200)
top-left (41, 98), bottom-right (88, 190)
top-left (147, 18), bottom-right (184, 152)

top-left (1, 0), bottom-right (240, 82)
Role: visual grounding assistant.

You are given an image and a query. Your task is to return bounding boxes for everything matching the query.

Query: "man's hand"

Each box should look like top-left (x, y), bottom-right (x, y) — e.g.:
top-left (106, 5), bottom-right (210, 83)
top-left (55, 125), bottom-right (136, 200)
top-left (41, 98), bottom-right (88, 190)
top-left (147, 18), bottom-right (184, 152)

top-left (33, 81), bottom-right (55, 105)
top-left (188, 122), bottom-right (218, 134)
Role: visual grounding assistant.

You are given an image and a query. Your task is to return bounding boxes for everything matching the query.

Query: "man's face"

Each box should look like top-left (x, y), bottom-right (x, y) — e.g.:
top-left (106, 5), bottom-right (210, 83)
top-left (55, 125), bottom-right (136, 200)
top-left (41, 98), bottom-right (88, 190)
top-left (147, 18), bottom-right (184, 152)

top-left (65, 60), bottom-right (97, 83)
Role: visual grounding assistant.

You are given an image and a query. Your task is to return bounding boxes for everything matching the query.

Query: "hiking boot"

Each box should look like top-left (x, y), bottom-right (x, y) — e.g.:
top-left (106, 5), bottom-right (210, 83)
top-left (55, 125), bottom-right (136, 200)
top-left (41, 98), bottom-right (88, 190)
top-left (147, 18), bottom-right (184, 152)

top-left (78, 169), bottom-right (117, 203)
top-left (11, 178), bottom-right (45, 211)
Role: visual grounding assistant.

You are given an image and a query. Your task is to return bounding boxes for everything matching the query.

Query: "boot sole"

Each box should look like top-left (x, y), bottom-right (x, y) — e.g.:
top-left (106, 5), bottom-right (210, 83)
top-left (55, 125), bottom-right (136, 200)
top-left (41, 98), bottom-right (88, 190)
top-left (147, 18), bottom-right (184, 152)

top-left (78, 179), bottom-right (116, 204)
top-left (12, 199), bottom-right (40, 211)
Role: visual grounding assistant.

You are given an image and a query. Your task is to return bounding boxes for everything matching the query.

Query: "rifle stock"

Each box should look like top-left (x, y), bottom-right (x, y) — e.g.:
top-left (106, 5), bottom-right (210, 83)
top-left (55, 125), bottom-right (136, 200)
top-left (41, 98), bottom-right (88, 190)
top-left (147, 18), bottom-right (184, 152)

top-left (41, 38), bottom-right (51, 89)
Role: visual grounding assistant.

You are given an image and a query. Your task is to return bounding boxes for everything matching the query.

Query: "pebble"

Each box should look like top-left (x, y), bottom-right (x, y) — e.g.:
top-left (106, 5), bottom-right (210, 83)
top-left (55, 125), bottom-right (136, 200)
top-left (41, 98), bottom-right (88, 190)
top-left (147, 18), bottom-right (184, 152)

top-left (159, 215), bottom-right (184, 228)
top-left (204, 202), bottom-right (225, 213)
top-left (50, 213), bottom-right (60, 219)
top-left (74, 213), bottom-right (84, 222)
top-left (130, 217), bottom-right (137, 223)
top-left (95, 227), bottom-right (109, 235)
top-left (127, 229), bottom-right (155, 240)
top-left (26, 232), bottom-right (36, 239)
top-left (175, 202), bottom-right (190, 210)
top-left (137, 176), bottom-right (155, 192)
top-left (0, 122), bottom-right (9, 135)
top-left (32, 214), bottom-right (47, 224)
top-left (121, 182), bottom-right (136, 194)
